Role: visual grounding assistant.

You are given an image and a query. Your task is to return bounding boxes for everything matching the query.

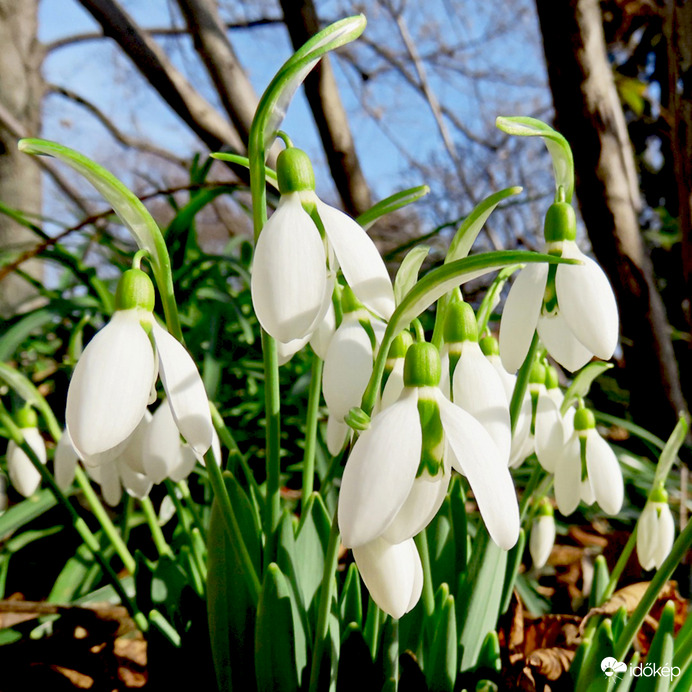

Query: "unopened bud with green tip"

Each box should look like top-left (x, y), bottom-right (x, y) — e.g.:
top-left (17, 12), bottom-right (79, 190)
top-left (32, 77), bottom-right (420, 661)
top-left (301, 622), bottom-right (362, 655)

top-left (543, 201), bottom-right (577, 245)
top-left (535, 498), bottom-right (554, 518)
top-left (115, 268), bottom-right (156, 312)
top-left (276, 146), bottom-right (316, 194)
top-left (404, 342), bottom-right (441, 388)
top-left (345, 406), bottom-right (371, 432)
top-left (480, 335), bottom-right (500, 357)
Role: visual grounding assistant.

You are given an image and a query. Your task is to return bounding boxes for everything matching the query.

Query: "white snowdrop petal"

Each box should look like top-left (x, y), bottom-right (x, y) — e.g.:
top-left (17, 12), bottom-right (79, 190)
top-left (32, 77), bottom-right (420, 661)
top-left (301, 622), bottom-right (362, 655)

top-left (7, 429), bottom-right (46, 497)
top-left (636, 503), bottom-right (659, 571)
top-left (54, 432), bottom-right (79, 492)
top-left (499, 264), bottom-right (547, 373)
top-left (530, 515), bottom-right (556, 569)
top-left (556, 243), bottom-right (619, 360)
top-left (98, 462), bottom-right (123, 507)
top-left (168, 446), bottom-right (198, 483)
top-left (143, 400), bottom-right (184, 484)
top-left (537, 311), bottom-right (593, 372)
top-left (66, 310), bottom-right (153, 459)
top-left (251, 194), bottom-right (327, 343)
top-left (338, 389), bottom-right (422, 548)
top-left (317, 200), bottom-right (395, 320)
top-left (534, 391), bottom-right (565, 473)
top-left (309, 300), bottom-right (336, 360)
top-left (585, 431), bottom-right (623, 515)
top-left (382, 467), bottom-right (450, 544)
top-left (452, 342), bottom-right (511, 462)
top-left (326, 415), bottom-right (349, 456)
top-left (553, 434), bottom-right (582, 516)
top-left (653, 505), bottom-right (675, 569)
top-left (437, 395), bottom-right (519, 550)
top-left (117, 411), bottom-right (152, 475)
top-left (323, 319), bottom-right (374, 422)
top-left (276, 335), bottom-right (310, 366)
top-left (153, 322), bottom-right (213, 456)
top-left (406, 540), bottom-right (424, 613)
top-left (118, 460), bottom-right (152, 500)
top-left (352, 537), bottom-right (420, 619)
top-left (380, 360), bottom-right (405, 412)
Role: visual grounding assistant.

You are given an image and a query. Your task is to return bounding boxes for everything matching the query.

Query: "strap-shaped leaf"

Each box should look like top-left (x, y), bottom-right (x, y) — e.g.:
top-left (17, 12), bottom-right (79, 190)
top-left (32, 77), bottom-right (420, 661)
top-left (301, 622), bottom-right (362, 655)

top-left (356, 185), bottom-right (430, 230)
top-left (496, 116), bottom-right (575, 203)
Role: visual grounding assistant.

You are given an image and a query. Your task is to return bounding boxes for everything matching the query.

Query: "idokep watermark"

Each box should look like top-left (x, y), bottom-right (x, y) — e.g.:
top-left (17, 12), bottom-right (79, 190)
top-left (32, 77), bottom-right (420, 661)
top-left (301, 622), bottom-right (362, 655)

top-left (601, 657), bottom-right (680, 681)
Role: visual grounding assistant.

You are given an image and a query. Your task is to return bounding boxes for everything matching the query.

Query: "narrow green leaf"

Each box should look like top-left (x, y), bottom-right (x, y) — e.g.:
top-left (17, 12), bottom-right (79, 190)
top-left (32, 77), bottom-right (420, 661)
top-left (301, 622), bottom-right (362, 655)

top-left (446, 186), bottom-right (522, 263)
top-left (295, 492), bottom-right (331, 611)
top-left (613, 651), bottom-right (639, 692)
top-left (476, 631), bottom-right (502, 674)
top-left (0, 490), bottom-right (56, 537)
top-left (476, 265), bottom-right (520, 334)
top-left (611, 607), bottom-right (628, 644)
top-left (457, 527), bottom-right (507, 671)
top-left (210, 153), bottom-right (279, 188)
top-left (426, 497), bottom-right (456, 590)
top-left (496, 116), bottom-right (575, 202)
top-left (425, 594), bottom-right (457, 692)
top-left (652, 416), bottom-right (689, 490)
top-left (589, 555), bottom-right (611, 609)
top-left (340, 562), bottom-right (363, 628)
top-left (255, 563), bottom-right (301, 692)
top-left (574, 618), bottom-right (615, 692)
top-left (636, 600), bottom-right (676, 692)
top-left (393, 245), bottom-right (430, 306)
top-left (499, 528), bottom-right (526, 615)
top-left (356, 185), bottom-right (430, 230)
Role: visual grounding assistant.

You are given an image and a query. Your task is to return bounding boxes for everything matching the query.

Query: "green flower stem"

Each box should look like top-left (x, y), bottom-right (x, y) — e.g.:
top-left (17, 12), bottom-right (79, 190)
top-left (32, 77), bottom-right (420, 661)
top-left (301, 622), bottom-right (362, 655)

top-left (73, 467), bottom-right (137, 574)
top-left (308, 503), bottom-right (341, 692)
top-left (139, 497), bottom-right (174, 559)
top-left (302, 354), bottom-right (324, 511)
top-left (510, 331), bottom-right (539, 434)
top-left (614, 517), bottom-right (692, 660)
top-left (210, 401), bottom-right (260, 501)
top-left (173, 479), bottom-right (207, 538)
top-left (518, 460), bottom-right (545, 525)
top-left (204, 445), bottom-right (260, 605)
top-left (0, 405), bottom-right (145, 630)
top-left (414, 530), bottom-right (435, 617)
top-left (601, 527), bottom-right (637, 606)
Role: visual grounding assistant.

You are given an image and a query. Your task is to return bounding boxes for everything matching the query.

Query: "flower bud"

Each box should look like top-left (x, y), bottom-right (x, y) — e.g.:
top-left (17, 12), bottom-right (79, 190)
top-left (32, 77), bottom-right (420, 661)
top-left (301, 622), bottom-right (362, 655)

top-left (574, 407), bottom-right (596, 432)
top-left (543, 201), bottom-right (577, 244)
top-left (276, 147), bottom-right (316, 194)
top-left (115, 268), bottom-right (155, 312)
top-left (404, 342), bottom-right (441, 388)
top-left (15, 406), bottom-right (38, 429)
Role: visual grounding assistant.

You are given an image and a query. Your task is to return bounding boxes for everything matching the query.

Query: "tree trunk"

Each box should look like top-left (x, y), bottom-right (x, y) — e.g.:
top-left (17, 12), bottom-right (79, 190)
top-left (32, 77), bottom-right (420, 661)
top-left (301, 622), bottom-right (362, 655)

top-left (534, 0), bottom-right (688, 435)
top-left (0, 0), bottom-right (43, 317)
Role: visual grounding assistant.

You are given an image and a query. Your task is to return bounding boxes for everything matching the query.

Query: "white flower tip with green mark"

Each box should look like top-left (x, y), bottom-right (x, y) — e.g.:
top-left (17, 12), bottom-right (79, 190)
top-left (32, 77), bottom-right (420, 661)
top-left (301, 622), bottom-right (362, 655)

top-left (637, 501), bottom-right (675, 571)
top-left (530, 514), bottom-right (556, 569)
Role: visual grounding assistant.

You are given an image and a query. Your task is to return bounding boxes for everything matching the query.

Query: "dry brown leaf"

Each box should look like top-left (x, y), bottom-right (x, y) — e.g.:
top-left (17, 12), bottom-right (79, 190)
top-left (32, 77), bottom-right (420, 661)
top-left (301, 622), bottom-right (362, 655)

top-left (526, 647), bottom-right (575, 680)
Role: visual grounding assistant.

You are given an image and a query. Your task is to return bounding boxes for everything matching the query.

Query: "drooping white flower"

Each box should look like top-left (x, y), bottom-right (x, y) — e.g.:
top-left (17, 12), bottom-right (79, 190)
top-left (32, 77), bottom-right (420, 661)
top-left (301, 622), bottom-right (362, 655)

top-left (352, 536), bottom-right (423, 619)
top-left (338, 342), bottom-right (519, 552)
top-left (499, 201), bottom-right (619, 373)
top-left (322, 290), bottom-right (386, 455)
top-left (251, 147), bottom-right (394, 345)
top-left (6, 408), bottom-right (46, 498)
top-left (637, 488), bottom-right (675, 571)
top-left (66, 268), bottom-right (213, 465)
top-left (529, 501), bottom-right (556, 569)
top-left (444, 302), bottom-right (511, 464)
top-left (553, 406), bottom-right (623, 516)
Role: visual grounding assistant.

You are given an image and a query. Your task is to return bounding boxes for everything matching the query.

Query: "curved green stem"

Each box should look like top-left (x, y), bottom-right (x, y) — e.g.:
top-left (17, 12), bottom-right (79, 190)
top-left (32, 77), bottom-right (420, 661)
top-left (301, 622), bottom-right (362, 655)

top-left (139, 497), bottom-right (173, 559)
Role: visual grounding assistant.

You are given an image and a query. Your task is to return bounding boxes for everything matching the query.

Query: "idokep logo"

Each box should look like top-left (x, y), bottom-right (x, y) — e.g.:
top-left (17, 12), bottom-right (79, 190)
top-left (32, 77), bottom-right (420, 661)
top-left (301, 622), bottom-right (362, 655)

top-left (600, 656), bottom-right (681, 681)
top-left (601, 657), bottom-right (627, 678)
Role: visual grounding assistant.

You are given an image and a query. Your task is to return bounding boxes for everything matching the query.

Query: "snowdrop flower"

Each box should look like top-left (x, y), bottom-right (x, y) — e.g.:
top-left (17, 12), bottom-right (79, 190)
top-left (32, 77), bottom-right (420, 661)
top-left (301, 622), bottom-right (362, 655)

top-left (339, 342), bottom-right (519, 552)
top-left (251, 146), bottom-right (395, 344)
top-left (637, 486), bottom-right (675, 571)
top-left (444, 302), bottom-right (511, 463)
top-left (499, 201), bottom-right (619, 373)
top-left (66, 268), bottom-right (213, 466)
top-left (6, 407), bottom-right (46, 497)
top-left (554, 406), bottom-right (623, 516)
top-left (528, 362), bottom-right (567, 473)
top-left (482, 336), bottom-right (534, 468)
top-left (530, 500), bottom-right (556, 569)
top-left (323, 288), bottom-right (386, 455)
top-left (352, 536), bottom-right (423, 619)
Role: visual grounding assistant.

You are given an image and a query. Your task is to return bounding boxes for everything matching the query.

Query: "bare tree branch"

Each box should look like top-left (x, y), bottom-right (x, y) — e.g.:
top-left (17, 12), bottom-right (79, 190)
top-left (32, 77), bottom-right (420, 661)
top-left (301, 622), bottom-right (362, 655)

top-left (279, 0), bottom-right (372, 216)
top-left (47, 85), bottom-right (188, 167)
top-left (76, 0), bottom-right (245, 157)
top-left (176, 0), bottom-right (259, 146)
